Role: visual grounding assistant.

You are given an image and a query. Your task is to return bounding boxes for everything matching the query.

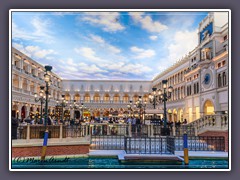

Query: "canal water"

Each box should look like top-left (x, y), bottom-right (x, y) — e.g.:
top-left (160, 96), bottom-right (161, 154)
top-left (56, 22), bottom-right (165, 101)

top-left (12, 157), bottom-right (229, 169)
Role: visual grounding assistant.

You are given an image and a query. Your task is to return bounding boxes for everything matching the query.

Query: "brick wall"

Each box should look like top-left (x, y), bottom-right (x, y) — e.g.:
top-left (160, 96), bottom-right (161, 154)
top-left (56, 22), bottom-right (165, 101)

top-left (198, 130), bottom-right (229, 152)
top-left (12, 145), bottom-right (90, 157)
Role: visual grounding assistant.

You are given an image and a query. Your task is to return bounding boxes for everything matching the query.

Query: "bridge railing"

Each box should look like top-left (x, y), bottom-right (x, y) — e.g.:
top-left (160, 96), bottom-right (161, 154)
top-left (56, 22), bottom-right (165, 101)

top-left (187, 115), bottom-right (228, 134)
top-left (14, 115), bottom-right (228, 140)
top-left (174, 136), bottom-right (225, 151)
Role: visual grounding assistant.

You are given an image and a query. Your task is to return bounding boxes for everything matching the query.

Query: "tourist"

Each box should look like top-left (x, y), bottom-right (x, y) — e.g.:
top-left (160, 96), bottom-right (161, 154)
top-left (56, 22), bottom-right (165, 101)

top-left (127, 117), bottom-right (132, 124)
top-left (47, 117), bottom-right (52, 125)
top-left (108, 118), bottom-right (113, 124)
top-left (183, 119), bottom-right (187, 124)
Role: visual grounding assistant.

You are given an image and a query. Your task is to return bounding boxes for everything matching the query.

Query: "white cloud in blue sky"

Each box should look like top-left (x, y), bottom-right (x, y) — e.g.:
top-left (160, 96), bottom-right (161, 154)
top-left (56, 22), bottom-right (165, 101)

top-left (12, 11), bottom-right (208, 80)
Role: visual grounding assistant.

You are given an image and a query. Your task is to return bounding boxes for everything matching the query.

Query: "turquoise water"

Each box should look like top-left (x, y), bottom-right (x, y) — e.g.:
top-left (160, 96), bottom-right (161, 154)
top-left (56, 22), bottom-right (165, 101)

top-left (12, 157), bottom-right (228, 169)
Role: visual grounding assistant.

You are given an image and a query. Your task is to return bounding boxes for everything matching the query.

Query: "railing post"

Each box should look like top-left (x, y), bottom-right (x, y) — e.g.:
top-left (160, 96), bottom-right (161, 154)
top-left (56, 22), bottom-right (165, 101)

top-left (59, 123), bottom-right (63, 140)
top-left (194, 127), bottom-right (198, 136)
top-left (151, 124), bottom-right (154, 137)
top-left (172, 125), bottom-right (176, 137)
top-left (128, 124), bottom-right (132, 137)
top-left (26, 123), bottom-right (30, 142)
top-left (147, 125), bottom-right (151, 137)
top-left (215, 115), bottom-right (222, 128)
top-left (107, 124), bottom-right (110, 135)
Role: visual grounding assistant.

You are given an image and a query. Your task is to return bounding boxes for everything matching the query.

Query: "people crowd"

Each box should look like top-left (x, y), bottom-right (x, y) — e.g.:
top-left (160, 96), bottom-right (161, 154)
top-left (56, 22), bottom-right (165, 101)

top-left (14, 114), bottom-right (188, 128)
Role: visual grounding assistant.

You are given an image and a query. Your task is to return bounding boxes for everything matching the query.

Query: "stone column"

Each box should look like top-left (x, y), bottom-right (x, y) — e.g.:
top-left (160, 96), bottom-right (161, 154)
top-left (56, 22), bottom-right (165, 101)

top-left (34, 83), bottom-right (37, 93)
top-left (90, 93), bottom-right (94, 103)
top-left (26, 105), bottom-right (30, 118)
top-left (128, 124), bottom-right (132, 137)
top-left (147, 125), bottom-right (151, 137)
top-left (150, 124), bottom-right (154, 137)
top-left (27, 123), bottom-right (30, 142)
top-left (59, 123), bottom-right (63, 140)
top-left (20, 59), bottom-right (24, 70)
top-left (100, 93), bottom-right (104, 103)
top-left (26, 80), bottom-right (30, 91)
top-left (18, 76), bottom-right (23, 89)
top-left (80, 93), bottom-right (84, 103)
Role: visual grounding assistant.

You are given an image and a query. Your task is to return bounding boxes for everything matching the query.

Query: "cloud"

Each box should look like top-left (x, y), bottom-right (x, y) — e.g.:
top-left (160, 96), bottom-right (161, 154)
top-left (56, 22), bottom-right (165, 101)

top-left (129, 12), bottom-right (168, 33)
top-left (149, 35), bottom-right (158, 40)
top-left (156, 29), bottom-right (198, 72)
top-left (100, 62), bottom-right (152, 75)
top-left (78, 62), bottom-right (107, 73)
top-left (89, 34), bottom-right (121, 54)
top-left (13, 43), bottom-right (57, 59)
top-left (78, 12), bottom-right (125, 32)
top-left (74, 47), bottom-right (105, 62)
top-left (130, 46), bottom-right (156, 59)
top-left (12, 17), bottom-right (54, 43)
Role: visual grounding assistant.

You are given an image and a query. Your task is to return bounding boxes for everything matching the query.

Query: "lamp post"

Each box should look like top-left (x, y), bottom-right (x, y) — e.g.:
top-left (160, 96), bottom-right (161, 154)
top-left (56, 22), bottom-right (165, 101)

top-left (149, 80), bottom-right (173, 133)
top-left (159, 80), bottom-right (173, 129)
top-left (43, 66), bottom-right (52, 128)
top-left (40, 65), bottom-right (52, 161)
top-left (70, 100), bottom-right (79, 122)
top-left (56, 95), bottom-right (68, 123)
top-left (34, 86), bottom-right (50, 123)
top-left (80, 103), bottom-right (85, 121)
top-left (135, 96), bottom-right (147, 124)
top-left (127, 100), bottom-right (134, 118)
top-left (149, 87), bottom-right (159, 122)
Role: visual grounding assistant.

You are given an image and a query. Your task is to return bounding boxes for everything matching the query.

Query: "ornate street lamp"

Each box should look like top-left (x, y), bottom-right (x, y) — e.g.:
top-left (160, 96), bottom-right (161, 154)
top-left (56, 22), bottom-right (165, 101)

top-left (43, 65), bottom-right (52, 128)
top-left (149, 80), bottom-right (173, 133)
top-left (127, 100), bottom-right (134, 117)
top-left (79, 103), bottom-right (86, 121)
top-left (34, 86), bottom-right (50, 123)
top-left (56, 95), bottom-right (68, 122)
top-left (135, 96), bottom-right (147, 124)
top-left (159, 80), bottom-right (173, 129)
top-left (70, 100), bottom-right (79, 121)
top-left (41, 65), bottom-right (52, 161)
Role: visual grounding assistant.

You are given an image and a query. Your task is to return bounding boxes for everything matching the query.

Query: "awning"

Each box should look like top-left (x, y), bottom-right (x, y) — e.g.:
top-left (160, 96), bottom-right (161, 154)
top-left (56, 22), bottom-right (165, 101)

top-left (145, 109), bottom-right (164, 114)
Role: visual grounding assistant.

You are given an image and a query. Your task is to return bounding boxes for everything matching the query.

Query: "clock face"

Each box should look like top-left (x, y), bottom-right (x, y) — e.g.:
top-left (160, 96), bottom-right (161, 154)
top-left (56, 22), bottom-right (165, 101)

top-left (204, 73), bottom-right (211, 84)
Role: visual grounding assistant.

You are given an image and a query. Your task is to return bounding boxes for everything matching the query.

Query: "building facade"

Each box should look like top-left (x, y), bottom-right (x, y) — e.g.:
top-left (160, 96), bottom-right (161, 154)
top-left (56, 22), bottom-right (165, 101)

top-left (11, 12), bottom-right (229, 123)
top-left (12, 48), bottom-right (62, 120)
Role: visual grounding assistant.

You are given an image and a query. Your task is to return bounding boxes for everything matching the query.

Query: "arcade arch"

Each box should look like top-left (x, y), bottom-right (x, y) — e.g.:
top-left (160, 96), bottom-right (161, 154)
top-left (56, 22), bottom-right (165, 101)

top-left (203, 100), bottom-right (215, 115)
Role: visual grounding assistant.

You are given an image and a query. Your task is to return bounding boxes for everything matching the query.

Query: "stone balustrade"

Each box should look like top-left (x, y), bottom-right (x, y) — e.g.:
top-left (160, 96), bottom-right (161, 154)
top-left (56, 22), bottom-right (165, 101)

top-left (188, 115), bottom-right (228, 134)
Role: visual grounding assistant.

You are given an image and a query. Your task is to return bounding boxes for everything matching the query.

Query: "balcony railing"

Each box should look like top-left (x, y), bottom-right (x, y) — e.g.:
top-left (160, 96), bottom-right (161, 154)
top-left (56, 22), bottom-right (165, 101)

top-left (12, 86), bottom-right (22, 92)
top-left (13, 123), bottom-right (227, 152)
top-left (187, 115), bottom-right (228, 133)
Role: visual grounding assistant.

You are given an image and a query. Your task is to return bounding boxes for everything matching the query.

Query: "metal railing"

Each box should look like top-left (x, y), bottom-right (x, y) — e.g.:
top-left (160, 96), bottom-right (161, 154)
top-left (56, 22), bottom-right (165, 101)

top-left (91, 135), bottom-right (125, 150)
top-left (174, 136), bottom-right (225, 151)
top-left (175, 124), bottom-right (196, 136)
top-left (63, 125), bottom-right (87, 138)
top-left (125, 136), bottom-right (175, 154)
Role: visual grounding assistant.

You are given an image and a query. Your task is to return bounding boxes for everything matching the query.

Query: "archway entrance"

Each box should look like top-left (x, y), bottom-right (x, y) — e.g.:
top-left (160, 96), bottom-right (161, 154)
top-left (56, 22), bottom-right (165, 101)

top-left (203, 100), bottom-right (215, 115)
top-left (12, 104), bottom-right (18, 118)
top-left (172, 109), bottom-right (177, 122)
top-left (74, 110), bottom-right (80, 119)
top-left (21, 106), bottom-right (26, 119)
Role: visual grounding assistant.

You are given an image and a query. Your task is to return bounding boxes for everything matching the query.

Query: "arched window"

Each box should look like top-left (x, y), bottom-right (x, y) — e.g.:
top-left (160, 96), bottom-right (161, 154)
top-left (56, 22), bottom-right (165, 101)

top-left (218, 74), bottom-right (222, 87)
top-left (194, 84), bottom-right (196, 94)
top-left (223, 72), bottom-right (227, 86)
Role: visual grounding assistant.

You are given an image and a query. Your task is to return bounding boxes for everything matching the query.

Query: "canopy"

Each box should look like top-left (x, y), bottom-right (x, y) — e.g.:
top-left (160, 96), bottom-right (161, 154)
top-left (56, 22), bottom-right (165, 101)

top-left (145, 109), bottom-right (164, 114)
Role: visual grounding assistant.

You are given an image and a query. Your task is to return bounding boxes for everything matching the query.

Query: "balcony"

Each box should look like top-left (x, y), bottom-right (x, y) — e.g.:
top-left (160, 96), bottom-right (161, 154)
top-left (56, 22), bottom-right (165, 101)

top-left (12, 65), bottom-right (21, 72)
top-left (12, 86), bottom-right (22, 92)
top-left (22, 89), bottom-right (30, 95)
top-left (215, 47), bottom-right (227, 57)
